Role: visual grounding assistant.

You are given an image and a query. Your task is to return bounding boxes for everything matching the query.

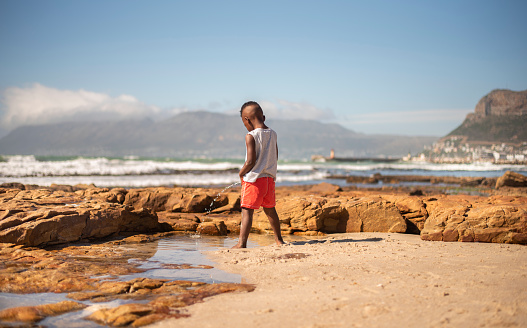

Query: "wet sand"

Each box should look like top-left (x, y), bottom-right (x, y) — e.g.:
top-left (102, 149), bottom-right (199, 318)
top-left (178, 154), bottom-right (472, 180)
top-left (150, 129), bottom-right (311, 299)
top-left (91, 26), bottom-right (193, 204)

top-left (149, 232), bottom-right (527, 328)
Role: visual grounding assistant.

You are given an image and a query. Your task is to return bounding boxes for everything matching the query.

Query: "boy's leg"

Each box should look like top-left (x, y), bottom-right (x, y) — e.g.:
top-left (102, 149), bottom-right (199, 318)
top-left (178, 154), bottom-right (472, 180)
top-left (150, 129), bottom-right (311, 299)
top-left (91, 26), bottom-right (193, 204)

top-left (263, 207), bottom-right (285, 245)
top-left (232, 207), bottom-right (254, 249)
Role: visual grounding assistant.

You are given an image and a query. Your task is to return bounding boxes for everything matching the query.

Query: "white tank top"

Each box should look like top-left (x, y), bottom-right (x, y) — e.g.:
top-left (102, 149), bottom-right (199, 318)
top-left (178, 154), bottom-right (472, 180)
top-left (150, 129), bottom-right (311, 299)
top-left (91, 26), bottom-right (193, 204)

top-left (243, 128), bottom-right (278, 183)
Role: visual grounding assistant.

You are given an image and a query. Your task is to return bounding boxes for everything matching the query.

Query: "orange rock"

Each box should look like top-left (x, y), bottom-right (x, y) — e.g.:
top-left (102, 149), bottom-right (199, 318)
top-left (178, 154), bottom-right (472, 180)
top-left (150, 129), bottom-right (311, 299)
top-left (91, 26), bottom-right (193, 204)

top-left (309, 182), bottom-right (343, 194)
top-left (421, 200), bottom-right (527, 244)
top-left (496, 171), bottom-right (527, 188)
top-left (0, 300), bottom-right (87, 323)
top-left (196, 221), bottom-right (228, 235)
top-left (345, 197), bottom-right (407, 233)
top-left (0, 188), bottom-right (162, 247)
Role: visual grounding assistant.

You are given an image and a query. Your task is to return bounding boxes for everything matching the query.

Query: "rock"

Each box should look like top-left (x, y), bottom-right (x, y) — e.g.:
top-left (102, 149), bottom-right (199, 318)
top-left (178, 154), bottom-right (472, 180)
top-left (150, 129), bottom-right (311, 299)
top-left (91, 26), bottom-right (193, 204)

top-left (124, 188), bottom-right (174, 211)
top-left (345, 197), bottom-right (407, 233)
top-left (384, 196), bottom-right (428, 234)
top-left (148, 283), bottom-right (255, 309)
top-left (122, 188), bottom-right (234, 213)
top-left (85, 282), bottom-right (254, 327)
top-left (310, 182), bottom-right (342, 193)
top-left (196, 221), bottom-right (228, 235)
top-left (268, 196), bottom-right (347, 233)
top-left (157, 212), bottom-right (200, 232)
top-left (409, 189), bottom-right (424, 196)
top-left (0, 300), bottom-right (87, 323)
top-left (87, 303), bottom-right (154, 327)
top-left (80, 187), bottom-right (127, 203)
top-left (0, 188), bottom-right (162, 247)
top-left (421, 197), bottom-right (527, 244)
top-left (0, 182), bottom-right (25, 190)
top-left (181, 193), bottom-right (215, 213)
top-left (74, 183), bottom-right (97, 190)
top-left (0, 239), bottom-right (158, 294)
top-left (496, 171), bottom-right (527, 188)
top-left (131, 313), bottom-right (174, 327)
top-left (255, 195), bottom-right (406, 234)
top-left (49, 184), bottom-right (75, 192)
top-left (474, 89), bottom-right (527, 117)
top-left (209, 192), bottom-right (240, 213)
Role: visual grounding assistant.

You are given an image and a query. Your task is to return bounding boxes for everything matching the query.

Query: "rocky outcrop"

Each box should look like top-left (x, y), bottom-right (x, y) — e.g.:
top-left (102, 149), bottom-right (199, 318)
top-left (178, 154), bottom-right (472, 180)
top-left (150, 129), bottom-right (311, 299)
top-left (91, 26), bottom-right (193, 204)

top-left (496, 170), bottom-right (527, 188)
top-left (85, 282), bottom-right (255, 327)
top-left (0, 185), bottom-right (246, 246)
top-left (1, 172), bottom-right (526, 246)
top-left (253, 195), bottom-right (407, 234)
top-left (0, 301), bottom-right (87, 323)
top-left (420, 195), bottom-right (527, 244)
top-left (474, 89), bottom-right (527, 117)
top-left (378, 195), bottom-right (429, 234)
top-left (123, 187), bottom-right (234, 213)
top-left (344, 174), bottom-right (496, 187)
top-left (0, 188), bottom-right (160, 247)
top-left (448, 89), bottom-right (527, 143)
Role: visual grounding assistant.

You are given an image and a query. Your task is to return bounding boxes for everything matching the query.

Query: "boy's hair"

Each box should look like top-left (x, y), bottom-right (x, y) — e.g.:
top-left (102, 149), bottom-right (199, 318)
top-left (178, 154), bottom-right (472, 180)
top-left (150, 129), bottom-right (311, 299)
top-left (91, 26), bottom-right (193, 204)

top-left (240, 101), bottom-right (262, 117)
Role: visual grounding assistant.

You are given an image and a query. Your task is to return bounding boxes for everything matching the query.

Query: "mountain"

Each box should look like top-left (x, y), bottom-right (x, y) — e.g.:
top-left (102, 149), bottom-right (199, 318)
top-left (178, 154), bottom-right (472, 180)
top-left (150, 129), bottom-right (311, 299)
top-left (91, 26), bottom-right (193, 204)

top-left (0, 111), bottom-right (437, 159)
top-left (447, 89), bottom-right (527, 143)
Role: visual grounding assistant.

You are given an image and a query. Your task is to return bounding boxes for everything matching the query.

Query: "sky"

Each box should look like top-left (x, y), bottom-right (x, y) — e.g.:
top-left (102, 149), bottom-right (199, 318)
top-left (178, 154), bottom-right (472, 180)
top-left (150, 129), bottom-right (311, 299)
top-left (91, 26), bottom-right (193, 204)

top-left (0, 0), bottom-right (526, 138)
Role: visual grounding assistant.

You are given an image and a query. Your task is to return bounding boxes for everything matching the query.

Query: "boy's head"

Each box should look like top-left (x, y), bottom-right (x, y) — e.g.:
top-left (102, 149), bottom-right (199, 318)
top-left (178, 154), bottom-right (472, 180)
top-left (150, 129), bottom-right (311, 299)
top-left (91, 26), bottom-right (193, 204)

top-left (240, 101), bottom-right (265, 131)
top-left (240, 101), bottom-right (263, 117)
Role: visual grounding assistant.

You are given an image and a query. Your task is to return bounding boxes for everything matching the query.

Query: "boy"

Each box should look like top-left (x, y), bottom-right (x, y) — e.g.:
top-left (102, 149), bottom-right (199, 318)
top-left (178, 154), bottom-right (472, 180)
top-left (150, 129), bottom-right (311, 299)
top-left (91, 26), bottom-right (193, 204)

top-left (232, 101), bottom-right (285, 248)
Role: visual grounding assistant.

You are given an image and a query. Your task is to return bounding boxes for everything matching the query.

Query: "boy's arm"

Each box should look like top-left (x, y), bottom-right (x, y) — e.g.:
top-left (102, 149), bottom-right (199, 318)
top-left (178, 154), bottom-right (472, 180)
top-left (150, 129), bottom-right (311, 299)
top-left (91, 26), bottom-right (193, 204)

top-left (239, 134), bottom-right (256, 183)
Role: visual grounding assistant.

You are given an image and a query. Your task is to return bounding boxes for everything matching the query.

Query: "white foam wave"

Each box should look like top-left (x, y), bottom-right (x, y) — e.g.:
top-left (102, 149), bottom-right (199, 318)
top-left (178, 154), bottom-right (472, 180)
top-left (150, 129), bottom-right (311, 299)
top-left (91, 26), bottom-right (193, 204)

top-left (0, 173), bottom-right (239, 188)
top-left (0, 157), bottom-right (241, 177)
top-left (316, 162), bottom-right (527, 172)
top-left (1, 156), bottom-right (525, 187)
top-left (276, 171), bottom-right (329, 183)
top-left (0, 171), bottom-right (331, 188)
top-left (277, 163), bottom-right (315, 171)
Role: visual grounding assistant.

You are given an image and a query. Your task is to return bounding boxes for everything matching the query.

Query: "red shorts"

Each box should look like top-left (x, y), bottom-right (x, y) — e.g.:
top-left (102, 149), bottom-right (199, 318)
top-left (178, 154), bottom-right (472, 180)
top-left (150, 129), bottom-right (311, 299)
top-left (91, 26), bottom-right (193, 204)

top-left (240, 177), bottom-right (276, 209)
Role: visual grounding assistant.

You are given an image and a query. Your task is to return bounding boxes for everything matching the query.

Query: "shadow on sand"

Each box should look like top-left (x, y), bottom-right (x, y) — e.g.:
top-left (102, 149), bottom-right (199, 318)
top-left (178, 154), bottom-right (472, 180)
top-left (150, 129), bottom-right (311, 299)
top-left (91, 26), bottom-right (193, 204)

top-left (289, 237), bottom-right (383, 246)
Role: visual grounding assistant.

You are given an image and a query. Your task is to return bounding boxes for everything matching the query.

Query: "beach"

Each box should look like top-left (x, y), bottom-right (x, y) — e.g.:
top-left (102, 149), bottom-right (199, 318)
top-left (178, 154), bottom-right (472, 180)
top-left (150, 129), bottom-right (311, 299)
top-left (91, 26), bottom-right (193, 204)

top-left (1, 159), bottom-right (526, 327)
top-left (150, 232), bottom-right (527, 328)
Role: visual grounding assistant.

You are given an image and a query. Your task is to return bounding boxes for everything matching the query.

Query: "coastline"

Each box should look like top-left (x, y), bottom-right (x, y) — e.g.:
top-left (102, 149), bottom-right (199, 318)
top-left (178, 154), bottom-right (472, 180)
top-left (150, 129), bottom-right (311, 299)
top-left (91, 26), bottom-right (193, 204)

top-left (1, 171), bottom-right (526, 327)
top-left (149, 232), bottom-right (527, 328)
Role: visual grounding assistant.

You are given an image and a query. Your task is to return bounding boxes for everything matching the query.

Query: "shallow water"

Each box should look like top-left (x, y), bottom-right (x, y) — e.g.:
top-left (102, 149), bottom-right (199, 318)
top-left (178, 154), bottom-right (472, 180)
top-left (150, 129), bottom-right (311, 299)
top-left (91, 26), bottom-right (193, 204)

top-left (0, 232), bottom-right (328, 327)
top-left (0, 234), bottom-right (254, 327)
top-left (116, 234), bottom-right (245, 284)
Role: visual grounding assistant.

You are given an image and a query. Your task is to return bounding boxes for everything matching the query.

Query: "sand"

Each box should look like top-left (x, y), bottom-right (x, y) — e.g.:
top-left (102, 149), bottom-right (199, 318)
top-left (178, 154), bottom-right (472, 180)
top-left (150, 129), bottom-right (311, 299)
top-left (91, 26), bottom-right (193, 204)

top-left (149, 233), bottom-right (527, 328)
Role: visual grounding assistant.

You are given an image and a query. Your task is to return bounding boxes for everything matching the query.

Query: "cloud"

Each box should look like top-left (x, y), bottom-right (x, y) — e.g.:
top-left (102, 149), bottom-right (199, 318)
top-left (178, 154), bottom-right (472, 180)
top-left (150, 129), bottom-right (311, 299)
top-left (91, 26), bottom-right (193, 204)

top-left (0, 83), bottom-right (161, 129)
top-left (256, 100), bottom-right (335, 121)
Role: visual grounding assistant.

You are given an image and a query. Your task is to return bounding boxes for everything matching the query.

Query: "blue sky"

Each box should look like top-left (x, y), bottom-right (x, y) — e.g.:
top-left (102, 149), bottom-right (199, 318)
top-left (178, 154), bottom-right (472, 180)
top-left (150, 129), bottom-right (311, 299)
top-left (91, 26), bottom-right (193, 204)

top-left (1, 0), bottom-right (526, 137)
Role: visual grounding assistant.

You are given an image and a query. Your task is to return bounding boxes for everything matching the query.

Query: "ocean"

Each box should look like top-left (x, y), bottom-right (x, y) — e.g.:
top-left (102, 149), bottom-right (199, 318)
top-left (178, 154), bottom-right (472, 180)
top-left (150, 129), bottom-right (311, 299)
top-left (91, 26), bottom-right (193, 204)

top-left (1, 155), bottom-right (526, 188)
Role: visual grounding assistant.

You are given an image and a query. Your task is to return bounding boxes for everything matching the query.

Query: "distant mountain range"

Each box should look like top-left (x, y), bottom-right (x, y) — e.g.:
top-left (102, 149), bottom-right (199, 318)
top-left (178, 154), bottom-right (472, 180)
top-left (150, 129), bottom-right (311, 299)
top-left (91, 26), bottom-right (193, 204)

top-left (0, 111), bottom-right (437, 160)
top-left (447, 89), bottom-right (527, 144)
top-left (2, 89), bottom-right (524, 160)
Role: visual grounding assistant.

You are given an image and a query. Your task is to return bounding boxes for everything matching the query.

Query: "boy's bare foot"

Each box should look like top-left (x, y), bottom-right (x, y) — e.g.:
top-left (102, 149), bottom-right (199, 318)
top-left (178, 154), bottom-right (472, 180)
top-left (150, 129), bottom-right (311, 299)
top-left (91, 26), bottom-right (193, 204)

top-left (231, 243), bottom-right (246, 249)
top-left (276, 239), bottom-right (286, 246)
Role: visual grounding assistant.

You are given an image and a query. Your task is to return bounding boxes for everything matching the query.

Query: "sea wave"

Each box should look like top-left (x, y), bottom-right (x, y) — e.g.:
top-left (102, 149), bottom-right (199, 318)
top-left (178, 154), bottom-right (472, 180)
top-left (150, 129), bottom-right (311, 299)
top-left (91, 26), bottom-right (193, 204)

top-left (0, 156), bottom-right (241, 177)
top-left (315, 161), bottom-right (527, 172)
top-left (0, 171), bottom-right (331, 188)
top-left (1, 155), bottom-right (525, 188)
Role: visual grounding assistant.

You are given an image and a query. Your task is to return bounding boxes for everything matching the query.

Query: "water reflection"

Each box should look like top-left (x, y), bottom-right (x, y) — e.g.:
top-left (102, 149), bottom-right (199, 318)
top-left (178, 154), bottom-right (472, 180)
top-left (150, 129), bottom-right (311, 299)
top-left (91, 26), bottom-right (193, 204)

top-left (117, 235), bottom-right (244, 284)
